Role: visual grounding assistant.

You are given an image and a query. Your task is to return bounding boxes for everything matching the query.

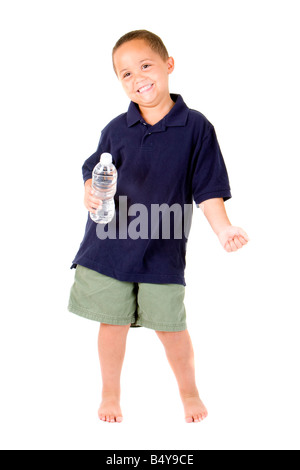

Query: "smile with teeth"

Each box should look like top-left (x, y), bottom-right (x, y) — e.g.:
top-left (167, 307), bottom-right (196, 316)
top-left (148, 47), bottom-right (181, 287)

top-left (137, 83), bottom-right (154, 93)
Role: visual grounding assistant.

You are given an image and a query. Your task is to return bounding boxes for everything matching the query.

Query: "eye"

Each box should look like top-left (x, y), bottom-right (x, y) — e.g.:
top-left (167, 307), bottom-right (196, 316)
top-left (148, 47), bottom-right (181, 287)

top-left (142, 64), bottom-right (151, 70)
top-left (123, 72), bottom-right (131, 79)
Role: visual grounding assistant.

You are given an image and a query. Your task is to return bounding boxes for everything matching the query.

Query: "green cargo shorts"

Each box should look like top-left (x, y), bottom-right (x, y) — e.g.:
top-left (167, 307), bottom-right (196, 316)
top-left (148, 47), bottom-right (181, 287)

top-left (68, 265), bottom-right (187, 332)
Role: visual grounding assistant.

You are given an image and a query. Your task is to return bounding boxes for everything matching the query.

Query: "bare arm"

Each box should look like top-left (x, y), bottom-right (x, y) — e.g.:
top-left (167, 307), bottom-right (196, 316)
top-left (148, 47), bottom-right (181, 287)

top-left (198, 198), bottom-right (250, 252)
top-left (198, 197), bottom-right (231, 235)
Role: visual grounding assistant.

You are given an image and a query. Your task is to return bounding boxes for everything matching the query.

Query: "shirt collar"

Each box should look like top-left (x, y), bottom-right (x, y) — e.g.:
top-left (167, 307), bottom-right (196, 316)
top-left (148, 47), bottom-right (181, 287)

top-left (127, 94), bottom-right (189, 128)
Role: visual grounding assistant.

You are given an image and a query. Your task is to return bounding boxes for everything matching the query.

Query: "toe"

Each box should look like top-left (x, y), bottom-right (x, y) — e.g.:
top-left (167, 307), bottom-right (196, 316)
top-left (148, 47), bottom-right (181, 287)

top-left (110, 416), bottom-right (116, 423)
top-left (185, 416), bottom-right (193, 423)
top-left (116, 416), bottom-right (123, 423)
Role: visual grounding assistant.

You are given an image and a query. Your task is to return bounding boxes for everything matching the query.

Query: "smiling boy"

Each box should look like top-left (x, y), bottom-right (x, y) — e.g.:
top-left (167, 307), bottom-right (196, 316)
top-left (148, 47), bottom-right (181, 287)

top-left (68, 30), bottom-right (249, 424)
top-left (114, 36), bottom-right (175, 125)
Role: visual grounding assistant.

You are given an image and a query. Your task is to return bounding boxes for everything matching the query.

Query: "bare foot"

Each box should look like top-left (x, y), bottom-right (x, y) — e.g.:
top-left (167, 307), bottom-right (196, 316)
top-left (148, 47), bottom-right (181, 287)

top-left (181, 394), bottom-right (208, 423)
top-left (98, 396), bottom-right (123, 423)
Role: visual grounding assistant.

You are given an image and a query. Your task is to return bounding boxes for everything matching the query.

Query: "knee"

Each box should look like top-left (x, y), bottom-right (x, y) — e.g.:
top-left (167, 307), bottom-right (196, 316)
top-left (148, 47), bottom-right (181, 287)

top-left (155, 329), bottom-right (185, 342)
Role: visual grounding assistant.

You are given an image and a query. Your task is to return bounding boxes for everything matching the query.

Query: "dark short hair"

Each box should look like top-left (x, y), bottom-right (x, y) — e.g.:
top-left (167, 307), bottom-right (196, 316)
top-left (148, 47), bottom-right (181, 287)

top-left (112, 29), bottom-right (169, 75)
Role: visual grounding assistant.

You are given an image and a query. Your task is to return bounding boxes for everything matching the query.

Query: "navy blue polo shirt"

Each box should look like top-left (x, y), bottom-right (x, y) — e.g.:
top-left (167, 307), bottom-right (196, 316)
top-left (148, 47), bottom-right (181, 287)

top-left (71, 94), bottom-right (232, 286)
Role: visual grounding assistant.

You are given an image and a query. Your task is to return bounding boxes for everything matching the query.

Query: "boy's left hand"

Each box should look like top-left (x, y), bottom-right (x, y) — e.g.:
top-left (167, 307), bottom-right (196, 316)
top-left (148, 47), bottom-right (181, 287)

top-left (218, 226), bottom-right (250, 252)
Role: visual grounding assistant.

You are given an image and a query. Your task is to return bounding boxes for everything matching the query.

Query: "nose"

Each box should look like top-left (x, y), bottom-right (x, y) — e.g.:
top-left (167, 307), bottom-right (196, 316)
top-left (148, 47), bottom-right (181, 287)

top-left (135, 75), bottom-right (145, 86)
top-left (134, 70), bottom-right (148, 85)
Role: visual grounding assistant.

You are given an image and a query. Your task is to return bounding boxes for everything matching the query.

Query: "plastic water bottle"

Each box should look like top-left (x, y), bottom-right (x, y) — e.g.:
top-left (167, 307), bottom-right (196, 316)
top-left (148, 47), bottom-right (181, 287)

top-left (90, 153), bottom-right (118, 224)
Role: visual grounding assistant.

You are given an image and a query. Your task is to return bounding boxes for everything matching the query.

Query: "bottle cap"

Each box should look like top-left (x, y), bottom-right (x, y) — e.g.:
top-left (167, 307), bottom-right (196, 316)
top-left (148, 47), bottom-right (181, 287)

top-left (100, 153), bottom-right (113, 165)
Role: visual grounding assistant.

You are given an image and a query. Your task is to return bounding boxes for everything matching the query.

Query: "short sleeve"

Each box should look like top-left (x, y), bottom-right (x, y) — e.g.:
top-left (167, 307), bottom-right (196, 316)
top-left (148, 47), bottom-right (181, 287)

top-left (192, 124), bottom-right (232, 206)
top-left (82, 132), bottom-right (105, 183)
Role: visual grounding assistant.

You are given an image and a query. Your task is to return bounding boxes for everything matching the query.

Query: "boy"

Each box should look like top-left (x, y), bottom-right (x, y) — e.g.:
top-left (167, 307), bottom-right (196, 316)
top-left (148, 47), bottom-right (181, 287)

top-left (68, 30), bottom-right (249, 424)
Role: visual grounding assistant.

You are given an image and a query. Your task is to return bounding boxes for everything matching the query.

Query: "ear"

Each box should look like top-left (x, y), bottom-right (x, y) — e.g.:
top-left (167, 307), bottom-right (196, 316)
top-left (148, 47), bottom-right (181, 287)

top-left (167, 56), bottom-right (175, 74)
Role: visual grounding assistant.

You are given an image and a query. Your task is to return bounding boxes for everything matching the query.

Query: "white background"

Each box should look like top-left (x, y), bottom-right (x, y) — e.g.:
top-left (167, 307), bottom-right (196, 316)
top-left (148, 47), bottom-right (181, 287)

top-left (0, 0), bottom-right (299, 450)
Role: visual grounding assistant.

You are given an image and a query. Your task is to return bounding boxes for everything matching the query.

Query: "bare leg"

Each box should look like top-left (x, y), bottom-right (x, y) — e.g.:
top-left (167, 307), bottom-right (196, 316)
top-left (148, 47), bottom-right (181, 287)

top-left (156, 329), bottom-right (208, 423)
top-left (98, 323), bottom-right (131, 423)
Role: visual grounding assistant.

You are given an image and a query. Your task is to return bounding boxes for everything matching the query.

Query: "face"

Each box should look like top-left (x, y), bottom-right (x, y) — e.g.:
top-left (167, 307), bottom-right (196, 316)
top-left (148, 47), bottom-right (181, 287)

top-left (113, 39), bottom-right (174, 107)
